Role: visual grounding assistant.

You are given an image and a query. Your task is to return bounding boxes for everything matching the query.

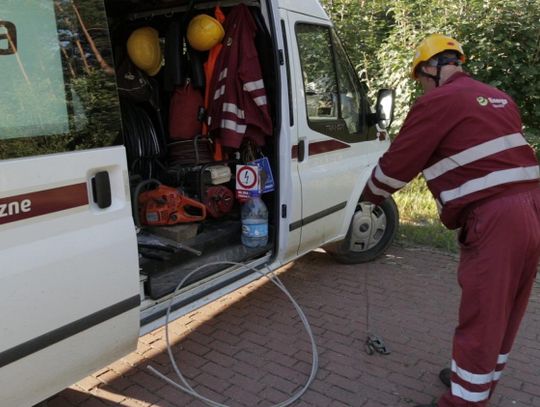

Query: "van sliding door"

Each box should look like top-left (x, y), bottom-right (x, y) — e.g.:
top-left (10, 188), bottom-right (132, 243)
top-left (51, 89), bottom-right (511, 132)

top-left (0, 1), bottom-right (139, 406)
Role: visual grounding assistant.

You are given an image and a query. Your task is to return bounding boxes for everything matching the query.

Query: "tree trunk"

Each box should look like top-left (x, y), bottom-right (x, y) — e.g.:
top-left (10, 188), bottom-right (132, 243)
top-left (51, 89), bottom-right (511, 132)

top-left (71, 1), bottom-right (114, 75)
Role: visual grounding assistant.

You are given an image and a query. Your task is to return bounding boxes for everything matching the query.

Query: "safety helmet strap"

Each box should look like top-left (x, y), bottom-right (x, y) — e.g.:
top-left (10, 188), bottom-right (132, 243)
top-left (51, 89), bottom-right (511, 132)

top-left (418, 54), bottom-right (462, 87)
top-left (417, 67), bottom-right (442, 87)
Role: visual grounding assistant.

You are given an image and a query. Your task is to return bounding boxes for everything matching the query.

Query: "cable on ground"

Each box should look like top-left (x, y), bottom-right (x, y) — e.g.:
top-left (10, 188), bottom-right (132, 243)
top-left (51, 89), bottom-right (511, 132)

top-left (147, 260), bottom-right (319, 407)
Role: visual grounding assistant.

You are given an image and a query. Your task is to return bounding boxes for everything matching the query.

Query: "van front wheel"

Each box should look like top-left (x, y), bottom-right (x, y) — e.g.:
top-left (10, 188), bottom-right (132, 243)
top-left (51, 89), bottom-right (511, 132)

top-left (325, 197), bottom-right (399, 264)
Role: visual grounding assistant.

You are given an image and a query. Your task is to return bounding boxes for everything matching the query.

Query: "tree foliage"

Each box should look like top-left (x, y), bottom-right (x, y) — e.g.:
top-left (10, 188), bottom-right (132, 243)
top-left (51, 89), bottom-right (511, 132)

top-left (321, 0), bottom-right (540, 134)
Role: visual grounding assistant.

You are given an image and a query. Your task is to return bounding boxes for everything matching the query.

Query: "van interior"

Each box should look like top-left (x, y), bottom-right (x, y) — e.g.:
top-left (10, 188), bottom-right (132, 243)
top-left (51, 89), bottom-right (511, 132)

top-left (103, 0), bottom-right (279, 303)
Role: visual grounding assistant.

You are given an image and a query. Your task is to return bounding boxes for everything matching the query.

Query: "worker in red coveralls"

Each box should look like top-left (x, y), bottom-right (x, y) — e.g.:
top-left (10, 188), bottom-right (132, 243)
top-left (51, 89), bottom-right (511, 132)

top-left (361, 33), bottom-right (540, 407)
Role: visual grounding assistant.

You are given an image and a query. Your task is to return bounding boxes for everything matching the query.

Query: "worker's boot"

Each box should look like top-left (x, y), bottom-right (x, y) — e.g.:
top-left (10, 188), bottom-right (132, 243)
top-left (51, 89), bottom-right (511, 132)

top-left (439, 367), bottom-right (451, 388)
top-left (413, 369), bottom-right (451, 406)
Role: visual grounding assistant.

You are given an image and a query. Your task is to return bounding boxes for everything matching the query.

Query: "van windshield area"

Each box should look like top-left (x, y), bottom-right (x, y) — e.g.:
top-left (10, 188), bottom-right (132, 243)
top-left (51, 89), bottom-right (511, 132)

top-left (0, 0), bottom-right (121, 160)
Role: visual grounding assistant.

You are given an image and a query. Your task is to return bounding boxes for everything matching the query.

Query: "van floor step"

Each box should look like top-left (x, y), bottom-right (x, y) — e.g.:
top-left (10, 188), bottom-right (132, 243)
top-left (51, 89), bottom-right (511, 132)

top-left (139, 220), bottom-right (241, 255)
top-left (139, 220), bottom-right (272, 299)
top-left (145, 242), bottom-right (271, 299)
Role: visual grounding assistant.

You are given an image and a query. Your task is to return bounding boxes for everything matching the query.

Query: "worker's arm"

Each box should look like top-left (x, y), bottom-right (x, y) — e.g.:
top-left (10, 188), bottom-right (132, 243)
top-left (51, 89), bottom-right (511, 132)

top-left (362, 97), bottom-right (449, 205)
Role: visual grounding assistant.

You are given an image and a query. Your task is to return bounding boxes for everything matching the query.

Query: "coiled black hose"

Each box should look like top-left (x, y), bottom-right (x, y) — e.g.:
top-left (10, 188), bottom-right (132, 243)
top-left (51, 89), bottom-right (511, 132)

top-left (121, 100), bottom-right (164, 179)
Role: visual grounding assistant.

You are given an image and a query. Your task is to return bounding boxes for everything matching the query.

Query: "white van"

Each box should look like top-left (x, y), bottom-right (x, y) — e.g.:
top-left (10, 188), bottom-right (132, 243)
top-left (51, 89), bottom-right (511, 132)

top-left (0, 0), bottom-right (397, 405)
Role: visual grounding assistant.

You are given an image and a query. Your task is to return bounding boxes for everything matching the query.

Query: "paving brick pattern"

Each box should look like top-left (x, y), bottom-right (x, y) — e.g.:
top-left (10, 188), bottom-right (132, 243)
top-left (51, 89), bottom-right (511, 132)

top-left (44, 244), bottom-right (540, 407)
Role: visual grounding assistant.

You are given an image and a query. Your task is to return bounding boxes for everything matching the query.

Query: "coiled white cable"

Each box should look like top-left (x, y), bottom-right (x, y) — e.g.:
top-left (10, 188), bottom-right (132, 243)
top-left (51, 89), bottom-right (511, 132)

top-left (147, 260), bottom-right (319, 407)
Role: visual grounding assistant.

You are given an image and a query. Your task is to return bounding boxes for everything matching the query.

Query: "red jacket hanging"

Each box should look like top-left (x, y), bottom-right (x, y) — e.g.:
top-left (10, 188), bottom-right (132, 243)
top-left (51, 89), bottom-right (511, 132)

top-left (206, 4), bottom-right (272, 149)
top-left (362, 72), bottom-right (539, 229)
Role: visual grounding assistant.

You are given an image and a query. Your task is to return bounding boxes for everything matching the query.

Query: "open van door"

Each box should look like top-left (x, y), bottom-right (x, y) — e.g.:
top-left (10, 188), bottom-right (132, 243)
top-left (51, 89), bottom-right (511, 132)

top-left (0, 1), bottom-right (140, 406)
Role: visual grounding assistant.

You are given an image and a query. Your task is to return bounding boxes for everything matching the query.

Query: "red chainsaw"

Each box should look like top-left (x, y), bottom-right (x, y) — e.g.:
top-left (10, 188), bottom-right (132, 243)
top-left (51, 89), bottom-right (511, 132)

top-left (138, 185), bottom-right (206, 226)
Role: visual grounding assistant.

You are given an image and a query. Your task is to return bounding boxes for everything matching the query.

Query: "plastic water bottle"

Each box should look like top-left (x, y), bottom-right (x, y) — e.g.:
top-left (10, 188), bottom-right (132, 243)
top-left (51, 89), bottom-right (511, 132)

top-left (241, 196), bottom-right (268, 248)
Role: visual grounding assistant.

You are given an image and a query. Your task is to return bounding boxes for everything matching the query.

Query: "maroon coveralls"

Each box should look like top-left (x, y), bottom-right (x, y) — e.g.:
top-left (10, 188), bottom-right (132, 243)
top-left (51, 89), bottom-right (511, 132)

top-left (362, 72), bottom-right (540, 406)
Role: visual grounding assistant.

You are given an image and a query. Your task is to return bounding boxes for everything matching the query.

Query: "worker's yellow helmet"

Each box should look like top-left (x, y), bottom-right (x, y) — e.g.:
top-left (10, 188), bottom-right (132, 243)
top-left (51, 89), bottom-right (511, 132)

top-left (186, 14), bottom-right (225, 51)
top-left (411, 33), bottom-right (465, 79)
top-left (127, 27), bottom-right (163, 76)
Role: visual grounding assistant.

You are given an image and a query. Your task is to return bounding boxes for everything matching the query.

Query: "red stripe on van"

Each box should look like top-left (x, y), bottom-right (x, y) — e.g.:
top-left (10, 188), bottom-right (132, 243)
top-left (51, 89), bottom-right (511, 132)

top-left (291, 139), bottom-right (350, 159)
top-left (0, 183), bottom-right (89, 226)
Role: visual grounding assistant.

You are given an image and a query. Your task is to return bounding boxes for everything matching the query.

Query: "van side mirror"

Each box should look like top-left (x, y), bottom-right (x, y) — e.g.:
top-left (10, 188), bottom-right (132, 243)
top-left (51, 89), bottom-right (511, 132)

top-left (375, 88), bottom-right (395, 130)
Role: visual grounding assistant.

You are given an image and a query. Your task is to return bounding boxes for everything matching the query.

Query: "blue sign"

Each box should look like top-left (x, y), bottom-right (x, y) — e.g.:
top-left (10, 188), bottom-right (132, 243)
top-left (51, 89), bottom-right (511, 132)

top-left (250, 157), bottom-right (275, 194)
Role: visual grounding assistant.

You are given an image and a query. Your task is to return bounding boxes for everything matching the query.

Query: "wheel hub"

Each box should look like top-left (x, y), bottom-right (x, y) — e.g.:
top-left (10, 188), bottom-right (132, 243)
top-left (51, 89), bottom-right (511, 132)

top-left (349, 202), bottom-right (387, 252)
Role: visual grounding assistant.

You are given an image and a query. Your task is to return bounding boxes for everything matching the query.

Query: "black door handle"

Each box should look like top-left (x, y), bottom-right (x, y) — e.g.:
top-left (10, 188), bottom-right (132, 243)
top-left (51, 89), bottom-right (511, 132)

top-left (298, 139), bottom-right (306, 162)
top-left (91, 171), bottom-right (112, 209)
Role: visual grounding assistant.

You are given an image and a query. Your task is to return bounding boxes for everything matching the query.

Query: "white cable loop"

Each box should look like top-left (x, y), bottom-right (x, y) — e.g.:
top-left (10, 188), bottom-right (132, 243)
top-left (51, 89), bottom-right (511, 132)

top-left (147, 260), bottom-right (319, 407)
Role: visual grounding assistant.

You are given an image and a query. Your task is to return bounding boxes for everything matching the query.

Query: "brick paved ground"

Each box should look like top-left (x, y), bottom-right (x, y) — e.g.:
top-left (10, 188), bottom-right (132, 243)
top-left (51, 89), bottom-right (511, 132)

top-left (44, 244), bottom-right (540, 407)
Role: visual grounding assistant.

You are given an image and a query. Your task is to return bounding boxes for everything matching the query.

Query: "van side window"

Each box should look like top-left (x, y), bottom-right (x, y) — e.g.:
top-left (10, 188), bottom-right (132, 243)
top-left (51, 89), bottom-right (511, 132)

top-left (332, 30), bottom-right (363, 135)
top-left (296, 23), bottom-right (367, 142)
top-left (0, 1), bottom-right (121, 160)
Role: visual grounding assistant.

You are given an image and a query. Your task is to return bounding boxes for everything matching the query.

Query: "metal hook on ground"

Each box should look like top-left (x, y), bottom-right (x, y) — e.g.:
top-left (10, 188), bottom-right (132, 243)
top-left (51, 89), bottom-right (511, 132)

top-left (365, 334), bottom-right (390, 355)
top-left (363, 267), bottom-right (390, 356)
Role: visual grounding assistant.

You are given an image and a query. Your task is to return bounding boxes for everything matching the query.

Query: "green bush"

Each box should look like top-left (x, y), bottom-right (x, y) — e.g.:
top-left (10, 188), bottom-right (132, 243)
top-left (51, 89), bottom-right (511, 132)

top-left (393, 177), bottom-right (458, 253)
top-left (321, 0), bottom-right (540, 133)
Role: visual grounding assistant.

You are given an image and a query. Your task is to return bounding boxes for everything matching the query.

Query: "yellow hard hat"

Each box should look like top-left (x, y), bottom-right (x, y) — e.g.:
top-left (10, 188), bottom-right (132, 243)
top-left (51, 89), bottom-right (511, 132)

top-left (187, 14), bottom-right (225, 51)
top-left (411, 33), bottom-right (465, 79)
top-left (127, 27), bottom-right (163, 76)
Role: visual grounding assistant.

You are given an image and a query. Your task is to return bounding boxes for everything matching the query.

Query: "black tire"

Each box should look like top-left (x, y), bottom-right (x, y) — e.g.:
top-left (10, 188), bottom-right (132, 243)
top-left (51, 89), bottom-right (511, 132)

top-left (325, 197), bottom-right (399, 264)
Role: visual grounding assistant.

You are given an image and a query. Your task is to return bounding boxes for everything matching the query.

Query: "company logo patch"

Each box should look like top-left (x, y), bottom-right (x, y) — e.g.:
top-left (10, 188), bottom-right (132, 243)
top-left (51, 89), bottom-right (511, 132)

top-left (477, 96), bottom-right (489, 106)
top-left (476, 96), bottom-right (508, 108)
top-left (488, 97), bottom-right (508, 108)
